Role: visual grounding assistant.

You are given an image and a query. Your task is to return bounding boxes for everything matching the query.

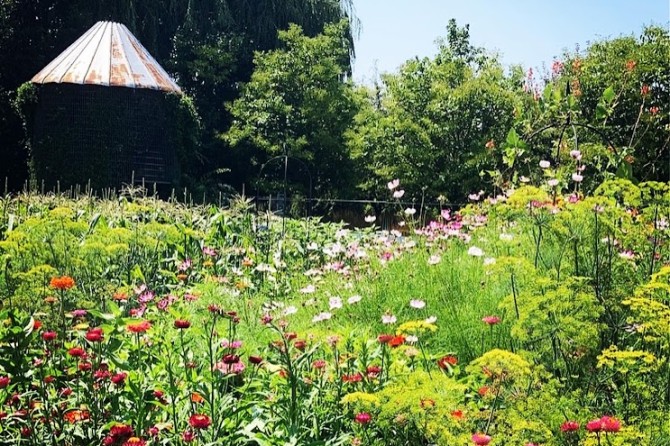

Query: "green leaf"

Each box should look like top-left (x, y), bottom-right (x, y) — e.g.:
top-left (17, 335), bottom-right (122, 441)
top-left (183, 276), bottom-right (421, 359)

top-left (506, 128), bottom-right (520, 147)
top-left (602, 86), bottom-right (616, 104)
top-left (130, 265), bottom-right (145, 283)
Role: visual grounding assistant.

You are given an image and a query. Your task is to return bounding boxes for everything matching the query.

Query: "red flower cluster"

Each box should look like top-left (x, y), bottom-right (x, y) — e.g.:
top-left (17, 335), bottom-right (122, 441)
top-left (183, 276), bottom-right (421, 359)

top-left (560, 421), bottom-right (580, 433)
top-left (50, 275), bottom-right (75, 290)
top-left (85, 327), bottom-right (104, 342)
top-left (111, 372), bottom-right (128, 386)
top-left (377, 334), bottom-right (393, 344)
top-left (174, 319), bottom-right (191, 329)
top-left (342, 373), bottom-right (363, 383)
top-left (437, 355), bottom-right (458, 369)
top-left (189, 414), bottom-right (211, 429)
top-left (354, 412), bottom-right (371, 424)
top-left (68, 347), bottom-right (86, 358)
top-left (42, 331), bottom-right (57, 341)
top-left (586, 416), bottom-right (621, 433)
top-left (103, 424), bottom-right (134, 445)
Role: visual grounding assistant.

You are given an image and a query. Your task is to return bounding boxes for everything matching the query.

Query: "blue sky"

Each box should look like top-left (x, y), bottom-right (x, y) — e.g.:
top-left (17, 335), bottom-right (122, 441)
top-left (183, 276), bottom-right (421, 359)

top-left (351, 0), bottom-right (669, 83)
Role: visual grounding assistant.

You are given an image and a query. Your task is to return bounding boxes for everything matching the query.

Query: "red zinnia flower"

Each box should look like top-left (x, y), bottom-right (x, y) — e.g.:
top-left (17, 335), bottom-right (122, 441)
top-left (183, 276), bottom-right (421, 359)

top-left (586, 419), bottom-right (603, 432)
top-left (182, 430), bottom-right (196, 442)
top-left (437, 355), bottom-right (458, 369)
top-left (0, 376), bottom-right (10, 388)
top-left (366, 365), bottom-right (381, 378)
top-left (174, 319), bottom-right (191, 329)
top-left (313, 359), bottom-right (327, 370)
top-left (42, 331), bottom-right (57, 341)
top-left (222, 354), bottom-right (239, 364)
top-left (189, 414), bottom-right (211, 429)
top-left (85, 327), bottom-right (104, 342)
top-left (249, 355), bottom-right (263, 365)
top-left (123, 437), bottom-right (146, 446)
top-left (354, 412), bottom-right (372, 424)
top-left (33, 320), bottom-right (42, 330)
top-left (294, 340), bottom-right (306, 351)
top-left (472, 433), bottom-right (492, 445)
top-left (600, 416), bottom-right (621, 433)
top-left (388, 335), bottom-right (405, 347)
top-left (111, 372), bottom-right (128, 385)
top-left (50, 276), bottom-right (75, 290)
top-left (110, 424), bottom-right (134, 439)
top-left (78, 362), bottom-right (92, 372)
top-left (127, 320), bottom-right (151, 333)
top-left (377, 334), bottom-right (394, 344)
top-left (560, 421), bottom-right (580, 433)
top-left (342, 373), bottom-right (363, 383)
top-left (68, 347), bottom-right (86, 358)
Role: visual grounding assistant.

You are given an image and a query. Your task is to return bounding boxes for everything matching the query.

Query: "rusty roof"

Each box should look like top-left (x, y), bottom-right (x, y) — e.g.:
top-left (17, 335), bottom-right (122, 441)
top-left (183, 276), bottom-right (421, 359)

top-left (31, 21), bottom-right (181, 93)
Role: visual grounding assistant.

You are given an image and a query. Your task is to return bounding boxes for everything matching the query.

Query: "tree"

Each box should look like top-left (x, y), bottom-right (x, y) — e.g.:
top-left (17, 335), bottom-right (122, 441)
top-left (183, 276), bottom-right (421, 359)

top-left (560, 25), bottom-right (669, 182)
top-left (226, 21), bottom-right (359, 198)
top-left (347, 20), bottom-right (523, 203)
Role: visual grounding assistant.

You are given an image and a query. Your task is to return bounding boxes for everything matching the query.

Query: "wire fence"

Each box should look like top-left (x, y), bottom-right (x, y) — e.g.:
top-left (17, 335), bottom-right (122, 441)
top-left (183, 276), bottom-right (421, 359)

top-left (3, 177), bottom-right (466, 229)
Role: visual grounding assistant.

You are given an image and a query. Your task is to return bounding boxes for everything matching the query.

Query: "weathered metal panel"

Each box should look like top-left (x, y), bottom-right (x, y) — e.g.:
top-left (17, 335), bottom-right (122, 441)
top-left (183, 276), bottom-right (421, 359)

top-left (31, 21), bottom-right (181, 93)
top-left (84, 22), bottom-right (112, 86)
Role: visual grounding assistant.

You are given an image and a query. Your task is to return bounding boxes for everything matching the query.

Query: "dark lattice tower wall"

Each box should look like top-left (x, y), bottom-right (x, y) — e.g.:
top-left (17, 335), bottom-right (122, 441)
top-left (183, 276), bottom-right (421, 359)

top-left (29, 21), bottom-right (182, 190)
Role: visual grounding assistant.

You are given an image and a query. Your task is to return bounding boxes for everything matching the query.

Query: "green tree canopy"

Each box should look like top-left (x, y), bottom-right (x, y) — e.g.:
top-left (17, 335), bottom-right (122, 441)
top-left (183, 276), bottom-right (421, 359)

top-left (226, 21), bottom-right (360, 197)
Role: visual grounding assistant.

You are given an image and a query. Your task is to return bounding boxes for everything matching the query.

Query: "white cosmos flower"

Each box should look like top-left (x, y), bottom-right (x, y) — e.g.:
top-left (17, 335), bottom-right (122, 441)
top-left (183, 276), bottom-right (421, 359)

top-left (572, 173), bottom-right (583, 183)
top-left (468, 246), bottom-right (484, 257)
top-left (329, 297), bottom-right (343, 310)
top-left (539, 160), bottom-right (551, 169)
top-left (410, 299), bottom-right (426, 309)
top-left (312, 312), bottom-right (332, 323)
top-left (382, 313), bottom-right (397, 324)
top-left (364, 215), bottom-right (376, 223)
top-left (347, 295), bottom-right (362, 304)
top-left (404, 207), bottom-right (416, 216)
top-left (387, 179), bottom-right (400, 190)
top-left (393, 189), bottom-right (405, 198)
top-left (547, 179), bottom-right (559, 187)
top-left (483, 257), bottom-right (496, 266)
top-left (283, 306), bottom-right (298, 316)
top-left (424, 316), bottom-right (437, 324)
top-left (300, 284), bottom-right (316, 294)
top-left (428, 255), bottom-right (441, 265)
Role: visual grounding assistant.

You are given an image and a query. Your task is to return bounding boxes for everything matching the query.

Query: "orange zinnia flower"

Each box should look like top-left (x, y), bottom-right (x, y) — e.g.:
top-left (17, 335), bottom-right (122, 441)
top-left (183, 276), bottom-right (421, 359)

top-left (63, 409), bottom-right (90, 423)
top-left (388, 335), bottom-right (405, 348)
top-left (126, 320), bottom-right (151, 333)
top-left (50, 276), bottom-right (75, 291)
top-left (191, 392), bottom-right (205, 404)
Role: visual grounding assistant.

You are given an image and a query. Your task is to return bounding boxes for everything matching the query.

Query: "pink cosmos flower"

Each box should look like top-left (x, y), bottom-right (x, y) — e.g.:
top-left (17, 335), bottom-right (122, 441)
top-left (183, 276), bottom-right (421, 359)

top-left (482, 316), bottom-right (501, 325)
top-left (471, 433), bottom-right (492, 445)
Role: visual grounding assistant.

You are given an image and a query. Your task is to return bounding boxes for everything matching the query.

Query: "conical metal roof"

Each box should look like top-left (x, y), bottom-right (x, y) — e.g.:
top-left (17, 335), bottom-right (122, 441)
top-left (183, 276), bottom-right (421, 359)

top-left (31, 21), bottom-right (181, 93)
